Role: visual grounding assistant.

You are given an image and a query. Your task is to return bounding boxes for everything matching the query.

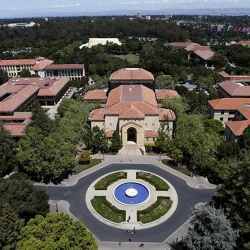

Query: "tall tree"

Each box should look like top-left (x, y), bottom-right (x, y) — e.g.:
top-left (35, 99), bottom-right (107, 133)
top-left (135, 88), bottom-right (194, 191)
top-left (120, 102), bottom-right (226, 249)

top-left (0, 176), bottom-right (49, 222)
top-left (110, 130), bottom-right (122, 153)
top-left (0, 126), bottom-right (17, 177)
top-left (213, 161), bottom-right (250, 250)
top-left (17, 213), bottom-right (97, 250)
top-left (0, 203), bottom-right (24, 250)
top-left (30, 101), bottom-right (54, 135)
top-left (182, 204), bottom-right (238, 250)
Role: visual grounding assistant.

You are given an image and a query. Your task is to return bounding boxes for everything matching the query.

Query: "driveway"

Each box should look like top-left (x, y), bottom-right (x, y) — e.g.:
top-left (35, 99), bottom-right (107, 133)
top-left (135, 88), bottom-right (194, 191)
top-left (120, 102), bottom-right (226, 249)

top-left (44, 163), bottom-right (215, 242)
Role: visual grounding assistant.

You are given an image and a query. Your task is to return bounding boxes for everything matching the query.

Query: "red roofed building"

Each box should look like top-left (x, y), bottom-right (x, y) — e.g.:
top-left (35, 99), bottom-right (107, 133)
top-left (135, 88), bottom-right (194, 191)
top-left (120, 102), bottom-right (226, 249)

top-left (218, 81), bottom-right (250, 98)
top-left (208, 98), bottom-right (250, 125)
top-left (219, 71), bottom-right (250, 83)
top-left (109, 68), bottom-right (155, 91)
top-left (0, 77), bottom-right (70, 136)
top-left (41, 64), bottom-right (86, 80)
top-left (86, 68), bottom-right (177, 153)
top-left (169, 41), bottom-right (216, 63)
top-left (0, 58), bottom-right (86, 80)
top-left (0, 112), bottom-right (32, 137)
top-left (225, 105), bottom-right (250, 141)
top-left (84, 89), bottom-right (107, 103)
top-left (0, 57), bottom-right (53, 77)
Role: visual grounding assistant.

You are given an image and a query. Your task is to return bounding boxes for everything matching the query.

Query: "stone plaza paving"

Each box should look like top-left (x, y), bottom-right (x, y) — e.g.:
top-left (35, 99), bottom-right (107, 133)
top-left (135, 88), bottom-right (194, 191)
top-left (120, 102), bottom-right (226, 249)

top-left (42, 158), bottom-right (216, 247)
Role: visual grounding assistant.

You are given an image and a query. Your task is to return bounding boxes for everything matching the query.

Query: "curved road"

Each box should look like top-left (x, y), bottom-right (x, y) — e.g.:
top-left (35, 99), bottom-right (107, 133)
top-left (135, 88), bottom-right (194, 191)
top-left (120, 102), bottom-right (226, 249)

top-left (45, 163), bottom-right (215, 242)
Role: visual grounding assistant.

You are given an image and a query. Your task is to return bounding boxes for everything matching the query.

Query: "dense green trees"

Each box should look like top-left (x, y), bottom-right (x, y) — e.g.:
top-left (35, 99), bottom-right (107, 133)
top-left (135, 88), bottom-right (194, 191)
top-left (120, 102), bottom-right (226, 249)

top-left (213, 161), bottom-right (250, 250)
top-left (0, 175), bottom-right (49, 249)
top-left (0, 203), bottom-right (24, 250)
top-left (180, 205), bottom-right (238, 250)
top-left (83, 124), bottom-right (108, 154)
top-left (17, 213), bottom-right (97, 250)
top-left (0, 127), bottom-right (17, 177)
top-left (0, 176), bottom-right (49, 221)
top-left (17, 100), bottom-right (95, 183)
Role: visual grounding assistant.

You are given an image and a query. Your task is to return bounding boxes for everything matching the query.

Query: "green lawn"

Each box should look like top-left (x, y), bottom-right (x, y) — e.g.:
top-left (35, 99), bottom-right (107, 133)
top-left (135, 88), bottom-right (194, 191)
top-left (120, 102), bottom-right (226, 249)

top-left (73, 159), bottom-right (102, 174)
top-left (138, 197), bottom-right (173, 224)
top-left (136, 172), bottom-right (169, 191)
top-left (111, 54), bottom-right (140, 64)
top-left (94, 172), bottom-right (127, 190)
top-left (91, 196), bottom-right (126, 223)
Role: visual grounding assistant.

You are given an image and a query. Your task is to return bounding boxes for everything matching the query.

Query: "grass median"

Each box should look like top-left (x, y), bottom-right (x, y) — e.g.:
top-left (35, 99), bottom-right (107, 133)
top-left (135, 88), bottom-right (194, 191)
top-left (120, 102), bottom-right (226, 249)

top-left (136, 172), bottom-right (169, 191)
top-left (138, 197), bottom-right (172, 223)
top-left (91, 196), bottom-right (126, 223)
top-left (95, 172), bottom-right (127, 190)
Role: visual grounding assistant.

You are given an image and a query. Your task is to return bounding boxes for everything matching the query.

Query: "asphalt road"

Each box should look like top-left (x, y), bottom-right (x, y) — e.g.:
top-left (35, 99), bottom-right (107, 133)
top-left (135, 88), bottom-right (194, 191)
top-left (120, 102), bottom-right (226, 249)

top-left (45, 163), bottom-right (215, 242)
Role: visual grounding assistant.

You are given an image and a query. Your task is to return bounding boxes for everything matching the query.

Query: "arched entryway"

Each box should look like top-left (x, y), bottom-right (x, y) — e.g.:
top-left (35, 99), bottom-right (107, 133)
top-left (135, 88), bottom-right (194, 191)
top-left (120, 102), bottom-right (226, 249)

top-left (127, 127), bottom-right (137, 143)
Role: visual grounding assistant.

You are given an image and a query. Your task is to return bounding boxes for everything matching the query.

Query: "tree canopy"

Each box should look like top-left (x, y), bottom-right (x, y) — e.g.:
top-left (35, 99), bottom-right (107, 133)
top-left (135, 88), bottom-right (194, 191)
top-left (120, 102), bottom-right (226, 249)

top-left (0, 127), bottom-right (17, 177)
top-left (17, 213), bottom-right (97, 250)
top-left (181, 204), bottom-right (238, 250)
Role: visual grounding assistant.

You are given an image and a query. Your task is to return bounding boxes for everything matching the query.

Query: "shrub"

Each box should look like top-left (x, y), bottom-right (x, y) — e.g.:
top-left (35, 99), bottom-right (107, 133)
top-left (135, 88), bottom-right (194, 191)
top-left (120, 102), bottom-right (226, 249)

top-left (79, 150), bottom-right (91, 164)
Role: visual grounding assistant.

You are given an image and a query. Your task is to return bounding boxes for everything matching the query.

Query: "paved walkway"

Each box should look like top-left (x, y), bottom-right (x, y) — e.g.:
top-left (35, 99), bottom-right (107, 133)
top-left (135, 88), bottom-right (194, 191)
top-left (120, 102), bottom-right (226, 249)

top-left (85, 169), bottom-right (178, 230)
top-left (36, 155), bottom-right (215, 190)
top-left (37, 160), bottom-right (215, 244)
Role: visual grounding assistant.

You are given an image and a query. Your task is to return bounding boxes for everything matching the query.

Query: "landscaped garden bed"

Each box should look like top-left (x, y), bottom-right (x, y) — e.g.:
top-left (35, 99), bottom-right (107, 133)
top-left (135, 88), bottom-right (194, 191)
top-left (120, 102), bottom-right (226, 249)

top-left (138, 197), bottom-right (172, 223)
top-left (91, 196), bottom-right (126, 223)
top-left (94, 172), bottom-right (127, 190)
top-left (136, 172), bottom-right (169, 190)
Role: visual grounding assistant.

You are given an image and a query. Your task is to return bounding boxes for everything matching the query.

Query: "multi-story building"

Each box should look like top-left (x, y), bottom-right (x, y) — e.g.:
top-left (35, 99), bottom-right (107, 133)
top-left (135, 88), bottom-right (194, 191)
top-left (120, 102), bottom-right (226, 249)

top-left (0, 58), bottom-right (86, 80)
top-left (84, 68), bottom-right (178, 153)
top-left (40, 64), bottom-right (85, 80)
top-left (208, 98), bottom-right (250, 125)
top-left (0, 58), bottom-right (53, 77)
top-left (0, 77), bottom-right (70, 137)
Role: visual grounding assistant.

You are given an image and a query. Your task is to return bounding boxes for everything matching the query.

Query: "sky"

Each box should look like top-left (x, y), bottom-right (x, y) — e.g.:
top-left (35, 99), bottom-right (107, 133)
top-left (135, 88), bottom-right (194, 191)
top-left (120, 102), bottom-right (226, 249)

top-left (1, 0), bottom-right (250, 17)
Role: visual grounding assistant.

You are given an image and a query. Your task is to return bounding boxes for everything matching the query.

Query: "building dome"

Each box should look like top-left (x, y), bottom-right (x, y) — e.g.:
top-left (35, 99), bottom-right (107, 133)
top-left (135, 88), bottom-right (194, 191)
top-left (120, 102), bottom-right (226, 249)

top-left (110, 68), bottom-right (154, 82)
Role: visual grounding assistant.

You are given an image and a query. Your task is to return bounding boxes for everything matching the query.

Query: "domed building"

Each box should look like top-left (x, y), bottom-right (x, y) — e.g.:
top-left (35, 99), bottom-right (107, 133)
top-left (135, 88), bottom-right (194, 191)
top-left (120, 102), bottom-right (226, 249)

top-left (84, 68), bottom-right (178, 154)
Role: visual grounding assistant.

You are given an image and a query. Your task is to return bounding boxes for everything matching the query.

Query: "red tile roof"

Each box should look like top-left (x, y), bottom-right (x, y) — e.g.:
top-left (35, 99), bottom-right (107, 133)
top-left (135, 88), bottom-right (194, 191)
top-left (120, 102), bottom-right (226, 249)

top-left (110, 68), bottom-right (154, 81)
top-left (144, 130), bottom-right (159, 138)
top-left (156, 89), bottom-right (179, 100)
top-left (0, 59), bottom-right (36, 66)
top-left (226, 120), bottom-right (249, 137)
top-left (219, 72), bottom-right (250, 82)
top-left (3, 123), bottom-right (28, 137)
top-left (37, 78), bottom-right (69, 97)
top-left (219, 81), bottom-right (250, 97)
top-left (208, 98), bottom-right (250, 110)
top-left (89, 85), bottom-right (177, 121)
top-left (32, 59), bottom-right (54, 71)
top-left (84, 89), bottom-right (107, 102)
top-left (225, 105), bottom-right (250, 137)
top-left (0, 78), bottom-right (69, 113)
top-left (45, 64), bottom-right (85, 70)
top-left (184, 44), bottom-right (215, 61)
top-left (89, 108), bottom-right (105, 121)
top-left (0, 84), bottom-right (39, 113)
top-left (169, 41), bottom-right (196, 49)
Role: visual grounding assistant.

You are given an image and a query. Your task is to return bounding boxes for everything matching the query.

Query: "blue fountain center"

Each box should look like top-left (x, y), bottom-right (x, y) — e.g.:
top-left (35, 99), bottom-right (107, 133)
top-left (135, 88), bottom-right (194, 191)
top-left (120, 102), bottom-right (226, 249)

top-left (114, 182), bottom-right (149, 205)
